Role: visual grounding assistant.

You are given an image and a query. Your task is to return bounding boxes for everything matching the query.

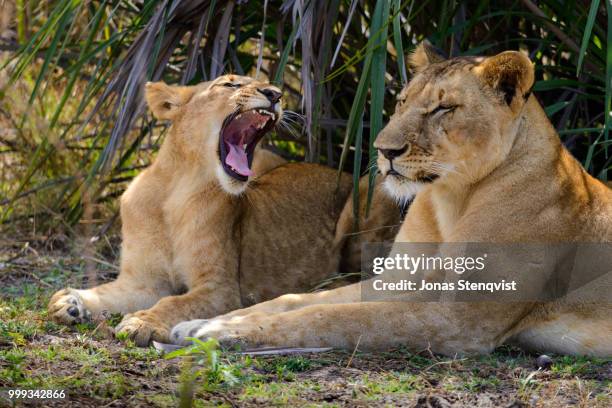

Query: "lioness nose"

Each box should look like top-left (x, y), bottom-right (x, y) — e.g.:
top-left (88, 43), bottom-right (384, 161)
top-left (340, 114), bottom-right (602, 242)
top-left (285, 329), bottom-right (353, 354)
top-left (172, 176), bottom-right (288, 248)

top-left (379, 145), bottom-right (408, 160)
top-left (258, 88), bottom-right (282, 104)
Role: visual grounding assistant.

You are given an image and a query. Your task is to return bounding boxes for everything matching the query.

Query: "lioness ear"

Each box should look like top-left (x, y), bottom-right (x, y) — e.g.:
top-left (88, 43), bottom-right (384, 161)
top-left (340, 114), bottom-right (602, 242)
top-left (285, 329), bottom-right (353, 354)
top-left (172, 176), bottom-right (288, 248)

top-left (408, 40), bottom-right (446, 73)
top-left (145, 81), bottom-right (195, 120)
top-left (475, 51), bottom-right (534, 112)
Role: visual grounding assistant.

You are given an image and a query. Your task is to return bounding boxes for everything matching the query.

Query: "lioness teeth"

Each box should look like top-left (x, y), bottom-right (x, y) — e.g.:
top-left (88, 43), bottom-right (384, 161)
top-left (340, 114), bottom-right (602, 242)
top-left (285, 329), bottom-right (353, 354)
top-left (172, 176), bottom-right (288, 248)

top-left (256, 109), bottom-right (275, 120)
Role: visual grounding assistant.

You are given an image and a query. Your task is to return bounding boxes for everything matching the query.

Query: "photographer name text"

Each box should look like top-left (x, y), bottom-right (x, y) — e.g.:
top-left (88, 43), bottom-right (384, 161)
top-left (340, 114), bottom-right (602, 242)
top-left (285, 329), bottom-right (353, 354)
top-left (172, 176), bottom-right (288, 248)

top-left (372, 279), bottom-right (517, 292)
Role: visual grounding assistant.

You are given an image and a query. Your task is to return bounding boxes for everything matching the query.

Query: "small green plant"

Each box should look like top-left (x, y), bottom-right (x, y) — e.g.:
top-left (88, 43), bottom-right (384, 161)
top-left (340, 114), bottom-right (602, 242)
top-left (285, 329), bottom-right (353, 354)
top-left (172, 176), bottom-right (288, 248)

top-left (517, 369), bottom-right (543, 402)
top-left (107, 313), bottom-right (124, 327)
top-left (551, 355), bottom-right (606, 376)
top-left (0, 348), bottom-right (27, 384)
top-left (121, 345), bottom-right (161, 361)
top-left (165, 337), bottom-right (245, 405)
top-left (34, 345), bottom-right (59, 361)
top-left (0, 320), bottom-right (37, 347)
top-left (75, 321), bottom-right (96, 334)
top-left (115, 331), bottom-right (129, 342)
top-left (258, 355), bottom-right (313, 381)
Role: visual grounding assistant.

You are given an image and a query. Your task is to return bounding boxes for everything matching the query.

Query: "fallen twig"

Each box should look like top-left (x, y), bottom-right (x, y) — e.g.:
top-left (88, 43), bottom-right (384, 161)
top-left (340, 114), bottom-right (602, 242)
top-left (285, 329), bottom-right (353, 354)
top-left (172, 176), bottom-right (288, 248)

top-left (346, 334), bottom-right (362, 368)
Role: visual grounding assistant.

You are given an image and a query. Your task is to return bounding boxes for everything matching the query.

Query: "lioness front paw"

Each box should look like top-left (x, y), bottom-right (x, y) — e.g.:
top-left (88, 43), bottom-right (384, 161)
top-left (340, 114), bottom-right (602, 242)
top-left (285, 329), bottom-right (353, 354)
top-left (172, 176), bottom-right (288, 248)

top-left (115, 313), bottom-right (170, 346)
top-left (170, 317), bottom-right (259, 350)
top-left (48, 288), bottom-right (92, 325)
top-left (170, 319), bottom-right (210, 345)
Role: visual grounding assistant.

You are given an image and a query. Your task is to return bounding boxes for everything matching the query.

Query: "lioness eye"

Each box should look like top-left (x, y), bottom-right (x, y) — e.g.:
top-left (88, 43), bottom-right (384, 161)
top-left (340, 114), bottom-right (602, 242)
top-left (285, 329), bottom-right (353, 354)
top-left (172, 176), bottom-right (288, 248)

top-left (430, 104), bottom-right (457, 116)
top-left (223, 83), bottom-right (241, 88)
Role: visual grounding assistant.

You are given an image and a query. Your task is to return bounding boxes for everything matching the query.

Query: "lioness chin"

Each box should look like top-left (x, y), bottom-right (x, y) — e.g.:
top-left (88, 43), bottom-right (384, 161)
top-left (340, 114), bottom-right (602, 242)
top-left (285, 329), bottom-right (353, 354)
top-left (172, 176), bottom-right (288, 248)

top-left (48, 74), bottom-right (400, 346)
top-left (172, 44), bottom-right (612, 357)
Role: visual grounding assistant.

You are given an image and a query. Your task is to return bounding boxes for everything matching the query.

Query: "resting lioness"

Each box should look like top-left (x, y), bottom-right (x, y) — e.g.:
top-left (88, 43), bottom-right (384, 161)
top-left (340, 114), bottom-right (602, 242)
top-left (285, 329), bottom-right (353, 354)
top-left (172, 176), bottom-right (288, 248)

top-left (172, 44), bottom-right (611, 357)
top-left (48, 75), bottom-right (400, 345)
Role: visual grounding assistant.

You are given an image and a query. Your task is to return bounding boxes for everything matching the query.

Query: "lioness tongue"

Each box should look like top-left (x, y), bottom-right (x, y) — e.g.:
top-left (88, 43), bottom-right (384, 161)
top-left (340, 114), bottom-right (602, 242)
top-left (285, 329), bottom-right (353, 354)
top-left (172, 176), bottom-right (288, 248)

top-left (225, 143), bottom-right (253, 177)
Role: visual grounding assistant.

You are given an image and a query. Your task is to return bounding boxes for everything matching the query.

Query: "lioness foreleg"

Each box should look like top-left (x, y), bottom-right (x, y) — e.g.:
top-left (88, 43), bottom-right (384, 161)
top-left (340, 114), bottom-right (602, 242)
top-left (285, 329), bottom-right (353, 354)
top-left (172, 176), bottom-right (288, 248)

top-left (115, 281), bottom-right (242, 346)
top-left (205, 281), bottom-right (363, 321)
top-left (48, 272), bottom-right (172, 325)
top-left (49, 189), bottom-right (174, 325)
top-left (172, 302), bottom-right (515, 355)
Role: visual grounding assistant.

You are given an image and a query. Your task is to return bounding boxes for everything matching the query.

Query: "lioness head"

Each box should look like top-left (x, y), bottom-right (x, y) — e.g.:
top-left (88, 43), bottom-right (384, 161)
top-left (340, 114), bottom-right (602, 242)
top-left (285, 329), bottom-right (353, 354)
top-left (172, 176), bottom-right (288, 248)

top-left (375, 42), bottom-right (534, 200)
top-left (145, 75), bottom-right (283, 194)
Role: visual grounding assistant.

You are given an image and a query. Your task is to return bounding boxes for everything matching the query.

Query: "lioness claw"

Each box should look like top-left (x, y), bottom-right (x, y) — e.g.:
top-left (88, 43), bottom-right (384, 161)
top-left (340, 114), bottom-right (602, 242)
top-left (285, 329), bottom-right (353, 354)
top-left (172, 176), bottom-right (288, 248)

top-left (115, 314), bottom-right (169, 346)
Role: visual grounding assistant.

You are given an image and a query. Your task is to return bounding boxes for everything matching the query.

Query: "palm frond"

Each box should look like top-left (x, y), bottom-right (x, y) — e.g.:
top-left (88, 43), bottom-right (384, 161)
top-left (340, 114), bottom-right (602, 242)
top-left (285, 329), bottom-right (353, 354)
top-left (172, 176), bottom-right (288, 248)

top-left (1, 0), bottom-right (610, 232)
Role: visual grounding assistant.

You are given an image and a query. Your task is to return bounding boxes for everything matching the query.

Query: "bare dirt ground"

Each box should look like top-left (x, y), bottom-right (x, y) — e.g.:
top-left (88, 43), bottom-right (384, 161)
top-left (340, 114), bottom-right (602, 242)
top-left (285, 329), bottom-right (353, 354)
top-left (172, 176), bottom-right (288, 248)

top-left (1, 239), bottom-right (610, 407)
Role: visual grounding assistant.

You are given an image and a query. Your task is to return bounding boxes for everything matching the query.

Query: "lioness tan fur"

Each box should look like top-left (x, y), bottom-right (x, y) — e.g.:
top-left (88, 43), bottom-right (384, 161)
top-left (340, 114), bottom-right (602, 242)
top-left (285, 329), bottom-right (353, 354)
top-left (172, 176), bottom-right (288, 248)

top-left (48, 75), bottom-right (400, 345)
top-left (172, 45), bottom-right (612, 357)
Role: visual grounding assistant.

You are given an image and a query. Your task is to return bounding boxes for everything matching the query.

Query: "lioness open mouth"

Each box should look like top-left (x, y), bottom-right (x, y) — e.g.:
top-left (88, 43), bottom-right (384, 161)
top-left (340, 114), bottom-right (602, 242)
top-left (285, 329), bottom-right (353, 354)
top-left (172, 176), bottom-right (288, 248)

top-left (219, 108), bottom-right (277, 181)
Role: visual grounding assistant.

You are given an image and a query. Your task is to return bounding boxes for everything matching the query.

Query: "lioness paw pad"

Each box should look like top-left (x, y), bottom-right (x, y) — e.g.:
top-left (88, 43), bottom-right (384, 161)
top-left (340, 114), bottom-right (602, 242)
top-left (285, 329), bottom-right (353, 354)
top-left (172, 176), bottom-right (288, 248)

top-left (48, 288), bottom-right (91, 325)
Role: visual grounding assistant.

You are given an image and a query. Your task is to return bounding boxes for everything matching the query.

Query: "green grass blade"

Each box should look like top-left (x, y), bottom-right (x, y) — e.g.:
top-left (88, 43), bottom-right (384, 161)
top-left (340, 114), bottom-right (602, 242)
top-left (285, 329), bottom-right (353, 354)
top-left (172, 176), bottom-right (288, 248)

top-left (603, 0), bottom-right (611, 180)
top-left (544, 101), bottom-right (571, 116)
top-left (4, 0), bottom-right (76, 86)
top-left (367, 0), bottom-right (391, 216)
top-left (392, 0), bottom-right (407, 84)
top-left (49, 0), bottom-right (110, 129)
top-left (337, 52), bottom-right (371, 231)
top-left (558, 127), bottom-right (602, 135)
top-left (352, 117), bottom-right (364, 230)
top-left (273, 24), bottom-right (298, 85)
top-left (26, 4), bottom-right (74, 109)
top-left (576, 0), bottom-right (600, 77)
top-left (337, 57), bottom-right (372, 175)
top-left (584, 131), bottom-right (603, 172)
